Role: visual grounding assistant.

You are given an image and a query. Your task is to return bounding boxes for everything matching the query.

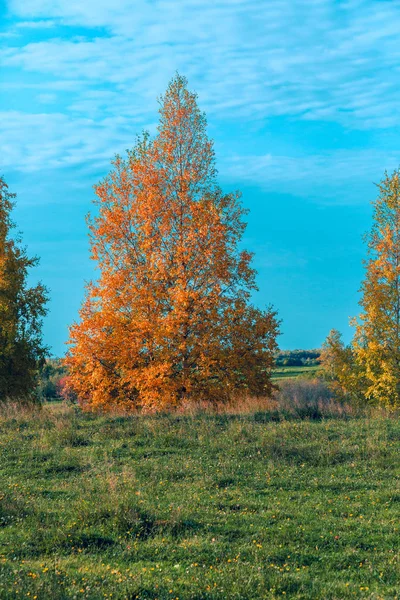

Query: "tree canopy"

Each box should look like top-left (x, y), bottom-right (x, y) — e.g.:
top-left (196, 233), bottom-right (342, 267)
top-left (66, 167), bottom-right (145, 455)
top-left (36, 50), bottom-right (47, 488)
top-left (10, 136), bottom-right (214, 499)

top-left (352, 169), bottom-right (400, 406)
top-left (66, 74), bottom-right (280, 412)
top-left (322, 169), bottom-right (400, 408)
top-left (0, 177), bottom-right (48, 401)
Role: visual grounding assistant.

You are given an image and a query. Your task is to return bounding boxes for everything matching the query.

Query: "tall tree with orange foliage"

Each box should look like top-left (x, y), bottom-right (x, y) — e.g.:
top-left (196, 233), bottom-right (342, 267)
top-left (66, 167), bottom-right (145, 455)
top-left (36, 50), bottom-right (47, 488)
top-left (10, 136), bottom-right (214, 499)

top-left (66, 74), bottom-right (280, 412)
top-left (351, 169), bottom-right (400, 407)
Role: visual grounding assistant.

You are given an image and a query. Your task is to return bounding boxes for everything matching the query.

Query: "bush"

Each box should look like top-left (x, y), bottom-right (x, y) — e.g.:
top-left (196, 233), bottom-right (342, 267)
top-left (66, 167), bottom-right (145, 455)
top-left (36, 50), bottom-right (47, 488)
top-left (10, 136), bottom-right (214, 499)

top-left (274, 379), bottom-right (348, 419)
top-left (56, 376), bottom-right (77, 404)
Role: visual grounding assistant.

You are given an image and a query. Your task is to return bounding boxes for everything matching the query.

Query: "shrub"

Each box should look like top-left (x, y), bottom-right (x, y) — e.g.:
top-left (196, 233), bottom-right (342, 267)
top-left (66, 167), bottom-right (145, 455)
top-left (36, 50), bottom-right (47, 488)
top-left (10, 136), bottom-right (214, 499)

top-left (56, 376), bottom-right (77, 403)
top-left (274, 379), bottom-right (348, 419)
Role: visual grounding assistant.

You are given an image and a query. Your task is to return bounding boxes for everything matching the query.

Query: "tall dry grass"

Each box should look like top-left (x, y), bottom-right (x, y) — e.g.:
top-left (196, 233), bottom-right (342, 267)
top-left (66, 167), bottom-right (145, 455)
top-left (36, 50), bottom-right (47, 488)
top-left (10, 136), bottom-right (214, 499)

top-left (2, 379), bottom-right (397, 421)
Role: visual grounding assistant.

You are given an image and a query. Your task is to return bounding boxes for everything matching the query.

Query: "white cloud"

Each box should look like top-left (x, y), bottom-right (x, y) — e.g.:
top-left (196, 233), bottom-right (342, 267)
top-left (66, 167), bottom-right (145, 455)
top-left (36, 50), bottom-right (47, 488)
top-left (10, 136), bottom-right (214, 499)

top-left (0, 111), bottom-right (150, 172)
top-left (37, 92), bottom-right (57, 104)
top-left (4, 0), bottom-right (400, 129)
top-left (1, 107), bottom-right (396, 209)
top-left (2, 0), bottom-right (400, 194)
top-left (15, 19), bottom-right (57, 28)
top-left (0, 31), bottom-right (19, 38)
top-left (221, 150), bottom-right (400, 204)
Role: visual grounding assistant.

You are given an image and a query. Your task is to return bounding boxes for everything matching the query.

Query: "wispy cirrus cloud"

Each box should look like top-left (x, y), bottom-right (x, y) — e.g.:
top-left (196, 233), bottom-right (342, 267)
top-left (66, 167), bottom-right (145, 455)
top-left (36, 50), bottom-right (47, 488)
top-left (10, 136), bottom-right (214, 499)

top-left (2, 0), bottom-right (400, 190)
top-left (3, 0), bottom-right (400, 127)
top-left (222, 150), bottom-right (400, 204)
top-left (0, 111), bottom-right (151, 172)
top-left (2, 106), bottom-right (395, 207)
top-left (15, 19), bottom-right (57, 28)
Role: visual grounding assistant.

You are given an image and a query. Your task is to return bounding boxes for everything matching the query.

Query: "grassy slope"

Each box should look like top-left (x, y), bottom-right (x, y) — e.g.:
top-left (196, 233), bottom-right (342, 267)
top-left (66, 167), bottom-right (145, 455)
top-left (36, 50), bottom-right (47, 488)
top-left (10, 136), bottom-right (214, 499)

top-left (0, 406), bottom-right (399, 599)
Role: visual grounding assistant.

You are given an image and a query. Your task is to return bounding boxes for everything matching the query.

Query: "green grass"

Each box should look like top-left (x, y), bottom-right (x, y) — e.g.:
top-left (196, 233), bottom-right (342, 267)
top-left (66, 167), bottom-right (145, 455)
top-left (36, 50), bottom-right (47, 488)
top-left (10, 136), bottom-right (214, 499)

top-left (0, 405), bottom-right (399, 599)
top-left (272, 365), bottom-right (321, 381)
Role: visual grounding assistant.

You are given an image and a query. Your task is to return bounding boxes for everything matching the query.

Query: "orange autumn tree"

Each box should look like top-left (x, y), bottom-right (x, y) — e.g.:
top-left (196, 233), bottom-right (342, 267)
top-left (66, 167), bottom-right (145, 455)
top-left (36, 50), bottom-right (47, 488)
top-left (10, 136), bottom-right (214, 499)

top-left (66, 74), bottom-right (280, 412)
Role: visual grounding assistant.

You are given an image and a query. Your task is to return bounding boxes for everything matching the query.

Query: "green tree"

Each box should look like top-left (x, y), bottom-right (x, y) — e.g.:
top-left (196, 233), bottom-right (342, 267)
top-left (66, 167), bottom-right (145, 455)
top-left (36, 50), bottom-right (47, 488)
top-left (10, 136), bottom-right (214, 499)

top-left (0, 177), bottom-right (48, 401)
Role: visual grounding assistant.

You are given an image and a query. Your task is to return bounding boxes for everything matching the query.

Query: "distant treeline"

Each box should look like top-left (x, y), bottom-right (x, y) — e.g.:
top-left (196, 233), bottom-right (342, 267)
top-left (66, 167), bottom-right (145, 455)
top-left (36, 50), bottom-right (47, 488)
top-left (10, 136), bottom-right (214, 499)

top-left (275, 350), bottom-right (321, 367)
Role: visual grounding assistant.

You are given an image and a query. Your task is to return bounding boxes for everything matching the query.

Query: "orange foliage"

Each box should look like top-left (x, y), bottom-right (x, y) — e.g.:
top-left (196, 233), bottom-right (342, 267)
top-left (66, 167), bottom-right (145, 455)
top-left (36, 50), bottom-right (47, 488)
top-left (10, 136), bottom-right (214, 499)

top-left (66, 74), bottom-right (279, 412)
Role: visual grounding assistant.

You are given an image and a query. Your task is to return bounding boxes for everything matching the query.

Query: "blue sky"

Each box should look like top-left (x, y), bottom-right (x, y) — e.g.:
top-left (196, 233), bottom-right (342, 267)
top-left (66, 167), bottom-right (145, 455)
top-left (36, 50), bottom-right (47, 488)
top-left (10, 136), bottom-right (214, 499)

top-left (1, 0), bottom-right (400, 356)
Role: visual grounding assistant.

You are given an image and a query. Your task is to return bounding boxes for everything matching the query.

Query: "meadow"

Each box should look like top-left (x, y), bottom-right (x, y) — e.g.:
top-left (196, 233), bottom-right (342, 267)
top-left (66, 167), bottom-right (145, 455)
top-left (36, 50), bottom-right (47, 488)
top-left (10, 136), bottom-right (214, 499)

top-left (271, 365), bottom-right (321, 382)
top-left (0, 402), bottom-right (399, 599)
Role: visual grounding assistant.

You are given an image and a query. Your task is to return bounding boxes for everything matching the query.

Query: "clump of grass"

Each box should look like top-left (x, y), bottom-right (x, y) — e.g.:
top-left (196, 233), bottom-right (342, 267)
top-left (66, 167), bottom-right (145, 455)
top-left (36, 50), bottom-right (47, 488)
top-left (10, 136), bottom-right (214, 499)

top-left (273, 378), bottom-right (351, 419)
top-left (0, 491), bottom-right (30, 527)
top-left (165, 379), bottom-right (350, 421)
top-left (52, 423), bottom-right (90, 448)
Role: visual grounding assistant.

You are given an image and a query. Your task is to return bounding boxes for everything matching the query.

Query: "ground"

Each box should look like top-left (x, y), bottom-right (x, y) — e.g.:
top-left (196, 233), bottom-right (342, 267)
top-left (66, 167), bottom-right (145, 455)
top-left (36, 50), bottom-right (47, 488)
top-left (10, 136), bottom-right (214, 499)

top-left (0, 405), bottom-right (399, 599)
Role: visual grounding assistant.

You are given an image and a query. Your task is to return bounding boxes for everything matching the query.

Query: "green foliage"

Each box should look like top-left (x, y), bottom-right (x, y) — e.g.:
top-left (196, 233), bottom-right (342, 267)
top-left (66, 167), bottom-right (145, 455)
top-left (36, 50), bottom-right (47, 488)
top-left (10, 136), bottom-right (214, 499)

top-left (37, 359), bottom-right (67, 401)
top-left (0, 177), bottom-right (48, 402)
top-left (0, 405), bottom-right (399, 599)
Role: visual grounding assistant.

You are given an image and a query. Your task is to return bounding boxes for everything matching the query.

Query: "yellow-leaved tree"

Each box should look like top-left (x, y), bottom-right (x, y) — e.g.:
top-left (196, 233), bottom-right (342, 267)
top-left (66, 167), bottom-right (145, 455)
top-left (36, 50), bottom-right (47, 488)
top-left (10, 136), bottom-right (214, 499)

top-left (322, 169), bottom-right (400, 408)
top-left (320, 329), bottom-right (366, 405)
top-left (66, 74), bottom-right (280, 412)
top-left (352, 169), bottom-right (400, 407)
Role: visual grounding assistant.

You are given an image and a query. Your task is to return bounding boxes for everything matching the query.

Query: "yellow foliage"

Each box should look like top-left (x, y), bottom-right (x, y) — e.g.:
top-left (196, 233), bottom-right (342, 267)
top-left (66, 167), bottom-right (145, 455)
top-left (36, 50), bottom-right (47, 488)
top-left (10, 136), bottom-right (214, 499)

top-left (323, 170), bottom-right (400, 408)
top-left (352, 170), bottom-right (400, 407)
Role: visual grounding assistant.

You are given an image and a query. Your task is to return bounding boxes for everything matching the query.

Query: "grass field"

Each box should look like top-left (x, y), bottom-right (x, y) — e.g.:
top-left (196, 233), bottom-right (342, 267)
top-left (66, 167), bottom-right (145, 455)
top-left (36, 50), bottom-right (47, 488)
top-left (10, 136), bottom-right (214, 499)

top-left (0, 404), bottom-right (399, 599)
top-left (271, 366), bottom-right (321, 382)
